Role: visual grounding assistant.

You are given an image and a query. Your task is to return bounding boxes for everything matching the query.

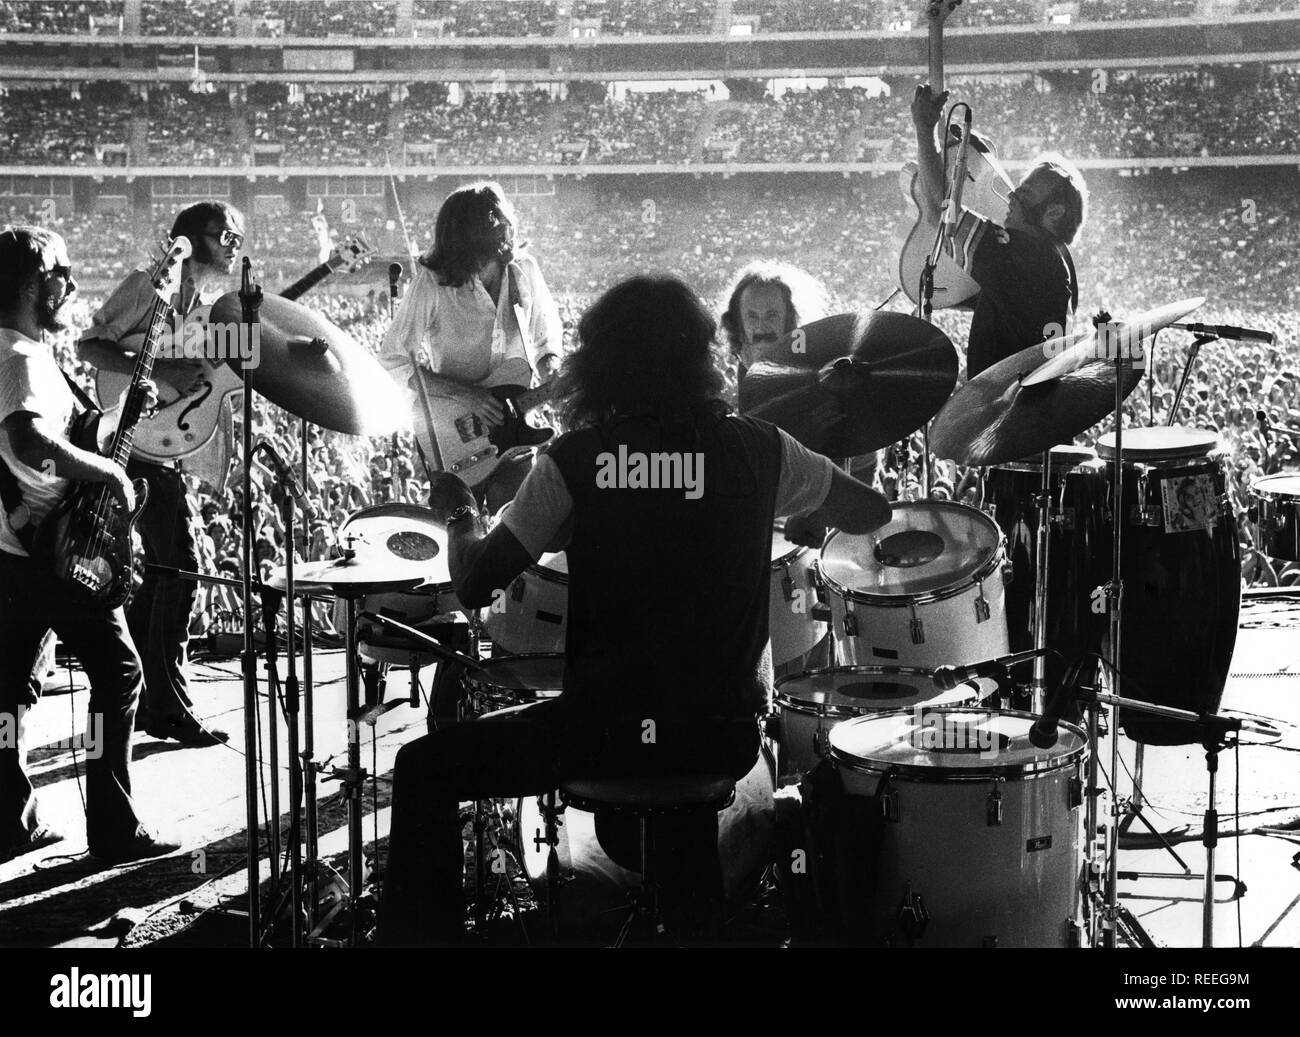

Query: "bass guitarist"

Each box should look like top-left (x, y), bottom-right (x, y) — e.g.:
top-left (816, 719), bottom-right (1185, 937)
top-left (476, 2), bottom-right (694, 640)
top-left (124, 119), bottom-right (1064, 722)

top-left (378, 181), bottom-right (562, 513)
top-left (0, 225), bottom-right (180, 863)
top-left (77, 201), bottom-right (243, 747)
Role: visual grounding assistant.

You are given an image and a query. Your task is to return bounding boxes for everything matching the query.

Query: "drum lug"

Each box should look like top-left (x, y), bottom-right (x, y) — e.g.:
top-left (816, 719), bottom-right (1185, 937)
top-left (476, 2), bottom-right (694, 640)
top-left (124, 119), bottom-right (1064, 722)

top-left (986, 782), bottom-right (1003, 827)
top-left (974, 581), bottom-right (990, 624)
top-left (780, 561), bottom-right (795, 602)
top-left (810, 602), bottom-right (832, 623)
top-left (1069, 774), bottom-right (1083, 810)
top-left (813, 724), bottom-right (830, 760)
top-left (510, 576), bottom-right (526, 603)
top-left (897, 885), bottom-right (930, 941)
top-left (880, 774), bottom-right (900, 823)
top-left (909, 604), bottom-right (925, 645)
top-left (843, 610), bottom-right (858, 638)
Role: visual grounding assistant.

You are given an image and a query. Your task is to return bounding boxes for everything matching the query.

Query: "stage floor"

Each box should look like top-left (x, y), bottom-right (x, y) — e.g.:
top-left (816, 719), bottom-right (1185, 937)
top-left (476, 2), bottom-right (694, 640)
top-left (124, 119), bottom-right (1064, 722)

top-left (3, 594), bottom-right (1299, 949)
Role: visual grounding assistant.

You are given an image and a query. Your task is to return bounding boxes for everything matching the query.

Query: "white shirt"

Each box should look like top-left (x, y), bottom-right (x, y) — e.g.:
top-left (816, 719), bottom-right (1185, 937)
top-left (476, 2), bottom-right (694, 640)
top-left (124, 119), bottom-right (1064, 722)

top-left (0, 328), bottom-right (77, 557)
top-left (378, 252), bottom-right (562, 390)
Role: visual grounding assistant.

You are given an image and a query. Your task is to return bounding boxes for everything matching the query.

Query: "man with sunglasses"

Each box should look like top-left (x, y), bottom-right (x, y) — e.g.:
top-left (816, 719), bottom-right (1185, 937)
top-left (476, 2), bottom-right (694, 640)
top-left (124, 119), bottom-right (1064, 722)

top-left (77, 201), bottom-right (244, 747)
top-left (911, 85), bottom-right (1086, 378)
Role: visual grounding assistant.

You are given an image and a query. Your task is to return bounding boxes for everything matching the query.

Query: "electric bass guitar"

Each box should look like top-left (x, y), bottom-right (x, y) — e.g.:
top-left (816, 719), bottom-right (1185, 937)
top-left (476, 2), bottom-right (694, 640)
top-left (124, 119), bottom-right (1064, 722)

top-left (417, 357), bottom-right (556, 488)
top-left (35, 238), bottom-right (190, 607)
top-left (895, 0), bottom-right (1016, 309)
top-left (94, 234), bottom-right (376, 461)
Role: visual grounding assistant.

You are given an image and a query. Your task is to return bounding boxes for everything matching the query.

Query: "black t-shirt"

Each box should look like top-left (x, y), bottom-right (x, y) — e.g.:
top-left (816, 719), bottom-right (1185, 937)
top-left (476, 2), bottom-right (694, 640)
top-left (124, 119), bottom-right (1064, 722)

top-left (966, 225), bottom-right (1076, 379)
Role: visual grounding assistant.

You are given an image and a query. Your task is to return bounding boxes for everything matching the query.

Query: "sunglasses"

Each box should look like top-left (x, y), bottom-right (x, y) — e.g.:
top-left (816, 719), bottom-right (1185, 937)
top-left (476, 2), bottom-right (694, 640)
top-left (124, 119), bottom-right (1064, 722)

top-left (208, 229), bottom-right (245, 249)
top-left (46, 263), bottom-right (73, 281)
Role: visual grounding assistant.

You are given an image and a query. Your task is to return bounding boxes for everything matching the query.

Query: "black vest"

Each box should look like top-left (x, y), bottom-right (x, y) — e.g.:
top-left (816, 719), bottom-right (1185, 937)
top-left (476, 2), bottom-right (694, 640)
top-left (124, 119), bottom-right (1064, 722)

top-left (546, 410), bottom-right (782, 722)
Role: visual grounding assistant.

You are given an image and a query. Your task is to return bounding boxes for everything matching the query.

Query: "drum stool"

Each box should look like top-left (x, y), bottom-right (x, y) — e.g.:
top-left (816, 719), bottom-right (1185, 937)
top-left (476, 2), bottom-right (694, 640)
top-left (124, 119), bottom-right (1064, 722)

top-left (557, 774), bottom-right (737, 946)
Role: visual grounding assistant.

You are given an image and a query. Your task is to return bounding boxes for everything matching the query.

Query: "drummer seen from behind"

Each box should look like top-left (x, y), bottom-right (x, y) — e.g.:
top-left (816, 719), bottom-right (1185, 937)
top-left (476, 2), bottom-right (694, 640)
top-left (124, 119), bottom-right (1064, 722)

top-left (378, 181), bottom-right (562, 515)
top-left (721, 260), bottom-right (879, 547)
top-left (911, 84), bottom-right (1086, 379)
top-left (378, 274), bottom-right (890, 945)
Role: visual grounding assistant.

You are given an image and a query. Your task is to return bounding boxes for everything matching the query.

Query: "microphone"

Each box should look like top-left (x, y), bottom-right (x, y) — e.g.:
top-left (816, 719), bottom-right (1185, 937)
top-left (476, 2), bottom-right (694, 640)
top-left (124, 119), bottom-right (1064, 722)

top-left (255, 439), bottom-right (313, 519)
top-left (1170, 322), bottom-right (1274, 344)
top-left (932, 648), bottom-right (1052, 690)
top-left (943, 106), bottom-right (973, 240)
top-left (1257, 410), bottom-right (1271, 444)
top-left (389, 262), bottom-right (402, 302)
top-left (1028, 660), bottom-right (1084, 749)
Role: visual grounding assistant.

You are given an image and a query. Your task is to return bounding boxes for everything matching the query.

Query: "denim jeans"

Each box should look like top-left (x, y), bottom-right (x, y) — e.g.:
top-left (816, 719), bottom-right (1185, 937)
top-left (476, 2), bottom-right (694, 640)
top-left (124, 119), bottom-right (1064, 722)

top-left (0, 550), bottom-right (145, 853)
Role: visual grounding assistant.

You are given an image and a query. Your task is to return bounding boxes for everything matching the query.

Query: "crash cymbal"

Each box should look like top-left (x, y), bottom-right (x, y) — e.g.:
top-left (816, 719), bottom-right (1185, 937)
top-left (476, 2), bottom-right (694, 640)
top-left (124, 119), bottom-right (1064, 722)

top-left (266, 557), bottom-right (425, 596)
top-left (738, 312), bottom-right (958, 456)
top-left (1021, 298), bottom-right (1205, 387)
top-left (209, 293), bottom-right (410, 436)
top-left (929, 335), bottom-right (1147, 467)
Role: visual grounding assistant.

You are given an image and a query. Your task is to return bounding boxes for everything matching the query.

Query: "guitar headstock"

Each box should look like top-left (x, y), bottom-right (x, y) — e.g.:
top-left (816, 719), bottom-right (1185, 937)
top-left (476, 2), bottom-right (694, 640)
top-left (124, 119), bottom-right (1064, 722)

top-left (147, 236), bottom-right (191, 304)
top-left (329, 234), bottom-right (377, 274)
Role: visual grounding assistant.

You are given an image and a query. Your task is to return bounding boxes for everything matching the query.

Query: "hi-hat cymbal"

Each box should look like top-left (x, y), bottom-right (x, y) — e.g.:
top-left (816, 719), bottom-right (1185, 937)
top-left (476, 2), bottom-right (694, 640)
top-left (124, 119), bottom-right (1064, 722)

top-left (1021, 298), bottom-right (1205, 387)
top-left (209, 293), bottom-right (410, 436)
top-left (929, 339), bottom-right (1136, 467)
top-left (738, 312), bottom-right (958, 457)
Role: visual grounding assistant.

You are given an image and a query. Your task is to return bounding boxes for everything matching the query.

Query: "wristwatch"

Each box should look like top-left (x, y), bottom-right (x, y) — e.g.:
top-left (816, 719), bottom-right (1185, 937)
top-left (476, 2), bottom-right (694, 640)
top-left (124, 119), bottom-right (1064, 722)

top-left (445, 503), bottom-right (478, 527)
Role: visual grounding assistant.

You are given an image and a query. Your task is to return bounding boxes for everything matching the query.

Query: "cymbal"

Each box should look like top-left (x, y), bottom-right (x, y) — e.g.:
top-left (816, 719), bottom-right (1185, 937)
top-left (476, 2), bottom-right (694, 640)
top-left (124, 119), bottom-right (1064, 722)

top-left (266, 557), bottom-right (425, 596)
top-left (738, 312), bottom-right (958, 457)
top-left (929, 336), bottom-right (1145, 467)
top-left (209, 293), bottom-right (410, 436)
top-left (1021, 298), bottom-right (1205, 387)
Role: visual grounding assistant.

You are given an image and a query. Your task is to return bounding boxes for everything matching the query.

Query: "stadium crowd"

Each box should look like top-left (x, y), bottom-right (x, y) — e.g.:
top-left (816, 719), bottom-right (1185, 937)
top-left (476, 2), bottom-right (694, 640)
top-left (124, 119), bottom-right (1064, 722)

top-left (8, 69), bottom-right (1300, 167)
top-left (4, 0), bottom-right (1297, 38)
top-left (6, 161), bottom-right (1298, 638)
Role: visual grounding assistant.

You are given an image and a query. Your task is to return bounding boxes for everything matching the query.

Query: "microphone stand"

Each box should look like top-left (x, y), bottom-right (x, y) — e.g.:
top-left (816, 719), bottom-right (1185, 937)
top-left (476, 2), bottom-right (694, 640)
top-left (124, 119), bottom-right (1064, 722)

top-left (238, 257), bottom-right (263, 948)
top-left (1165, 333), bottom-right (1218, 426)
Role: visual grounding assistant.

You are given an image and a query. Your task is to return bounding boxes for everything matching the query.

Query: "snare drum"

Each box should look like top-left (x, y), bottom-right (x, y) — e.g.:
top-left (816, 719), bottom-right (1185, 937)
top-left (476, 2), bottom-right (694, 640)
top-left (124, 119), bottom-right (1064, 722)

top-left (483, 548), bottom-right (569, 655)
top-left (819, 502), bottom-right (1010, 669)
top-left (769, 530), bottom-right (825, 667)
top-left (1251, 473), bottom-right (1300, 562)
top-left (1096, 427), bottom-right (1240, 745)
top-left (774, 666), bottom-right (991, 783)
top-left (464, 654), bottom-right (565, 713)
top-left (823, 708), bottom-right (1085, 948)
top-left (328, 504), bottom-right (468, 653)
top-left (985, 447), bottom-right (1109, 683)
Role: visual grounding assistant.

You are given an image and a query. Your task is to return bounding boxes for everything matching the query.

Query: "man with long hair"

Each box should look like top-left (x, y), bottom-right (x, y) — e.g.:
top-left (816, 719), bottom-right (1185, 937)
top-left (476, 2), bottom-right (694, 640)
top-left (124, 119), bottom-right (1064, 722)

top-left (912, 85), bottom-right (1086, 378)
top-left (720, 260), bottom-right (830, 377)
top-left (78, 200), bottom-right (243, 747)
top-left (379, 181), bottom-right (562, 512)
top-left (378, 274), bottom-right (889, 944)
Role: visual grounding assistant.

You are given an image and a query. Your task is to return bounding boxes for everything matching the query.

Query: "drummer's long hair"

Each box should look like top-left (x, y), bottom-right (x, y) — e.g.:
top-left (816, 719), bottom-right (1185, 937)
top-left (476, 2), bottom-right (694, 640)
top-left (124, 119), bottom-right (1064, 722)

top-left (420, 181), bottom-right (521, 287)
top-left (556, 275), bottom-right (726, 430)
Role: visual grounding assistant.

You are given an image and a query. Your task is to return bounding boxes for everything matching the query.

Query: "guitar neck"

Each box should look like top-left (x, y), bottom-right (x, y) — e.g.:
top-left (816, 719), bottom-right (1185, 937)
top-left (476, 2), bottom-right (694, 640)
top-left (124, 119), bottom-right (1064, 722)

top-left (108, 295), bottom-right (171, 467)
top-left (512, 382), bottom-right (552, 415)
top-left (280, 259), bottom-right (337, 302)
top-left (928, 6), bottom-right (946, 94)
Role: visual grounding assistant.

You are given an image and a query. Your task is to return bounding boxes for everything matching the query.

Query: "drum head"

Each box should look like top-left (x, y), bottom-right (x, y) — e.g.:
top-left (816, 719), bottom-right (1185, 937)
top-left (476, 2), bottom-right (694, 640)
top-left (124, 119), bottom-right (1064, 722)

top-left (821, 502), bottom-right (1002, 598)
top-left (536, 549), bottom-right (569, 580)
top-left (340, 503), bottom-right (452, 585)
top-left (1096, 426), bottom-right (1219, 463)
top-left (1252, 473), bottom-right (1300, 500)
top-left (775, 666), bottom-right (990, 716)
top-left (828, 708), bottom-right (1086, 778)
top-left (771, 532), bottom-right (807, 565)
top-left (471, 654), bottom-right (566, 698)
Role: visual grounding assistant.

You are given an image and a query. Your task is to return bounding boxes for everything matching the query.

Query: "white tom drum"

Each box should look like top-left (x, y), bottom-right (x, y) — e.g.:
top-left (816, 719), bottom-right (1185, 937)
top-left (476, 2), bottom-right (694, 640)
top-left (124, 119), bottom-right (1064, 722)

top-left (824, 707), bottom-right (1086, 948)
top-left (769, 529), bottom-right (825, 667)
top-left (819, 501), bottom-right (1009, 670)
top-left (773, 665), bottom-right (991, 783)
top-left (483, 547), bottom-right (569, 655)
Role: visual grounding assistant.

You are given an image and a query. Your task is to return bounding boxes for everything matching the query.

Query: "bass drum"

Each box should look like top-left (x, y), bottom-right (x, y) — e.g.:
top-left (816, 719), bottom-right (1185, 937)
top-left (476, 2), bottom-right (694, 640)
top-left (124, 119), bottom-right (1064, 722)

top-left (821, 708), bottom-right (1086, 948)
top-left (511, 745), bottom-right (778, 938)
top-left (773, 665), bottom-right (991, 783)
top-left (1096, 428), bottom-right (1240, 745)
top-left (820, 502), bottom-right (1009, 670)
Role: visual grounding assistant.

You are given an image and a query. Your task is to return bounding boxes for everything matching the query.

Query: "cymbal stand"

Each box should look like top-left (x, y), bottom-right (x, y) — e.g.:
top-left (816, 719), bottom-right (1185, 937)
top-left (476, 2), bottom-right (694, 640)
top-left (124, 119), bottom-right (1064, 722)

top-left (1028, 451), bottom-right (1052, 714)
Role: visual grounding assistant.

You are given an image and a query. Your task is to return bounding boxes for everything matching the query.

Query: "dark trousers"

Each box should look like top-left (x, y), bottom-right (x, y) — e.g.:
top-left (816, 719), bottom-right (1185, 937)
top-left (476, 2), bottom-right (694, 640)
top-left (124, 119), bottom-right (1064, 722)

top-left (0, 550), bottom-right (144, 853)
top-left (126, 459), bottom-right (198, 727)
top-left (378, 698), bottom-right (758, 946)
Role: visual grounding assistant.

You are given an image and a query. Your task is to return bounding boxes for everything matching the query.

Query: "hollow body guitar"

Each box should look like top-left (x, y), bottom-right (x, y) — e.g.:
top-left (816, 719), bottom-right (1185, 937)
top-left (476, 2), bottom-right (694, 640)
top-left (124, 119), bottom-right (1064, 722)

top-left (895, 0), bottom-right (1016, 309)
top-left (35, 239), bottom-right (190, 607)
top-left (93, 235), bottom-right (375, 461)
